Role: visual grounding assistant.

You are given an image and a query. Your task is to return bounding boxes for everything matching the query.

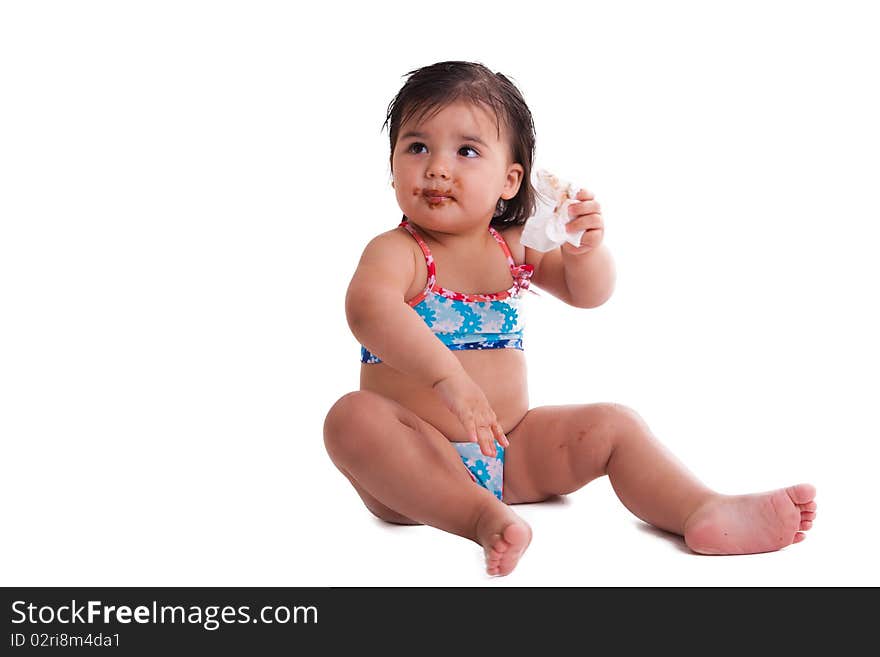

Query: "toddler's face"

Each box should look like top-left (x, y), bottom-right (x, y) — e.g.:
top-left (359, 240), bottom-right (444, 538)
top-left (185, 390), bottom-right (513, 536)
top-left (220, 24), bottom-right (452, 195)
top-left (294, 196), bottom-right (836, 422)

top-left (391, 100), bottom-right (523, 232)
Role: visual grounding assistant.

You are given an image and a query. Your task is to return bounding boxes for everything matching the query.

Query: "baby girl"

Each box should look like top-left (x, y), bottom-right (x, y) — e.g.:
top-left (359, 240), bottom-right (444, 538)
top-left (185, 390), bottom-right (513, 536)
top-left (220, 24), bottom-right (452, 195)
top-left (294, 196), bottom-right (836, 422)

top-left (323, 60), bottom-right (817, 576)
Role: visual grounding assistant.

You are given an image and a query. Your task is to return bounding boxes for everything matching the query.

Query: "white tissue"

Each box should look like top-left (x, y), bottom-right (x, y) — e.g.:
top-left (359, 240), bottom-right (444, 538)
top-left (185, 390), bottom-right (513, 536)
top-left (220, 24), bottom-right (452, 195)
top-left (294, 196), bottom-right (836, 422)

top-left (520, 168), bottom-right (584, 252)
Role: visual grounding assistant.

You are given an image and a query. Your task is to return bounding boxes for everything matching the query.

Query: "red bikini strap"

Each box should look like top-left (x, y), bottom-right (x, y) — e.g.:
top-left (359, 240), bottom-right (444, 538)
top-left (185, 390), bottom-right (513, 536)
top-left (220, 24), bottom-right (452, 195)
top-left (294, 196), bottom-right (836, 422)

top-left (399, 219), bottom-right (436, 305)
top-left (488, 226), bottom-right (518, 271)
top-left (399, 219), bottom-right (435, 263)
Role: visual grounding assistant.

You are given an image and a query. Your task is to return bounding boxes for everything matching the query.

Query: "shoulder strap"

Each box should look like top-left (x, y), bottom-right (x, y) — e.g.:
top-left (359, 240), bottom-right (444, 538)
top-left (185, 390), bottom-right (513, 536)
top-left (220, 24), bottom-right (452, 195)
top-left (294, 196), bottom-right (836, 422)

top-left (399, 219), bottom-right (436, 304)
top-left (489, 225), bottom-right (539, 297)
top-left (399, 219), bottom-right (433, 261)
top-left (488, 226), bottom-right (518, 271)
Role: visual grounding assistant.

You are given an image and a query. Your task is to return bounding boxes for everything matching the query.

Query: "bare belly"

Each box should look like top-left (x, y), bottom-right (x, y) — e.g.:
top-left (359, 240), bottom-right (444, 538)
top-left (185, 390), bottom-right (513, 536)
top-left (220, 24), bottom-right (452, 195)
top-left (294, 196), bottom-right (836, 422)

top-left (360, 348), bottom-right (529, 440)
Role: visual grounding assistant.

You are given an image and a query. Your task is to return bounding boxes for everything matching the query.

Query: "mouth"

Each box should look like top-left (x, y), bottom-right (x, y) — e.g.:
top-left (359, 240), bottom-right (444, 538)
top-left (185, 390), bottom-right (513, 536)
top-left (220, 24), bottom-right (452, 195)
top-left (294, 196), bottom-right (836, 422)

top-left (423, 190), bottom-right (454, 204)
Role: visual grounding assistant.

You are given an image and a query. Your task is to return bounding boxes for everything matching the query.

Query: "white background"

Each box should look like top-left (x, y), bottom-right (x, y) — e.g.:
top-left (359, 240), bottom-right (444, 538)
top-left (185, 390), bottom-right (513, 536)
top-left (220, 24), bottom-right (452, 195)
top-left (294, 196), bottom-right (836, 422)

top-left (2, 0), bottom-right (878, 586)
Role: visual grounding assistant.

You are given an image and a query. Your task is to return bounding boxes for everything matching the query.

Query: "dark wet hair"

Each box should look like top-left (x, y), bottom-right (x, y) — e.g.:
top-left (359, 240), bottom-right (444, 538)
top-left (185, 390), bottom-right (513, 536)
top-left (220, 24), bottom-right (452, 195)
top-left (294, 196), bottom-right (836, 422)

top-left (383, 61), bottom-right (536, 229)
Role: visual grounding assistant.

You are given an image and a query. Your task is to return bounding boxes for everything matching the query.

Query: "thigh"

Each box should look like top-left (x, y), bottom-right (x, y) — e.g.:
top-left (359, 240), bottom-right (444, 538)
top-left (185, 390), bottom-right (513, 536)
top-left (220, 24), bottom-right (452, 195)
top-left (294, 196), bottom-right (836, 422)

top-left (340, 469), bottom-right (422, 526)
top-left (502, 403), bottom-right (629, 504)
top-left (324, 390), bottom-right (477, 524)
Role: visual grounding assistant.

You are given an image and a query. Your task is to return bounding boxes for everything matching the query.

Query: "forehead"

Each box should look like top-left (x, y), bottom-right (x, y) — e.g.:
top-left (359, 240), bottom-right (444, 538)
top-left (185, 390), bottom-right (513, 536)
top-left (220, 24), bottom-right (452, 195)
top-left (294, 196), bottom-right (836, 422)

top-left (403, 100), bottom-right (502, 141)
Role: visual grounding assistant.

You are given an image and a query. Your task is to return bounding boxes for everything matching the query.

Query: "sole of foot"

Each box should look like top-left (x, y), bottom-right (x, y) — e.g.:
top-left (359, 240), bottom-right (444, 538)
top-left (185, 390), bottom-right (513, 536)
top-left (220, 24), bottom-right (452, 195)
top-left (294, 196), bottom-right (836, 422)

top-left (684, 483), bottom-right (817, 555)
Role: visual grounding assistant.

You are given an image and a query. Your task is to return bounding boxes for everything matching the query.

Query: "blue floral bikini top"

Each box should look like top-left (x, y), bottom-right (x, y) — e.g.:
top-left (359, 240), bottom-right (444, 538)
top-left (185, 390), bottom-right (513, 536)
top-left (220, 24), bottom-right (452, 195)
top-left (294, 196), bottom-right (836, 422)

top-left (360, 219), bottom-right (535, 364)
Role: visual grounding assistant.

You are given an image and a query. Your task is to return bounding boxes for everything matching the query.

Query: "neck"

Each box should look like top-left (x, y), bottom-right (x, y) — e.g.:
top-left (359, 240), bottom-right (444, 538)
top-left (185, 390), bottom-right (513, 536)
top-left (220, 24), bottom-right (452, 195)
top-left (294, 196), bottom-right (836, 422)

top-left (408, 218), bottom-right (494, 251)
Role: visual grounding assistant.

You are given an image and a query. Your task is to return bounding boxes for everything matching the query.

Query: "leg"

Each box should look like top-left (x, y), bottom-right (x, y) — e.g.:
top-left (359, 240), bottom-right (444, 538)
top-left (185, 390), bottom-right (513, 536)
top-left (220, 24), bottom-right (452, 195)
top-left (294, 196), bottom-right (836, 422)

top-left (503, 403), bottom-right (817, 554)
top-left (503, 403), bottom-right (713, 531)
top-left (323, 391), bottom-right (531, 575)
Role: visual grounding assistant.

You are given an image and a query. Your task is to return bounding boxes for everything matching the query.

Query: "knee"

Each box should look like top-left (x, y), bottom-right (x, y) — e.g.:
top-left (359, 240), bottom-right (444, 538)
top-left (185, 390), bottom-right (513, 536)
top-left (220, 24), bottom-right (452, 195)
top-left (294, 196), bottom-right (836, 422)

top-left (576, 403), bottom-right (653, 476)
top-left (591, 402), bottom-right (650, 442)
top-left (323, 391), bottom-right (381, 460)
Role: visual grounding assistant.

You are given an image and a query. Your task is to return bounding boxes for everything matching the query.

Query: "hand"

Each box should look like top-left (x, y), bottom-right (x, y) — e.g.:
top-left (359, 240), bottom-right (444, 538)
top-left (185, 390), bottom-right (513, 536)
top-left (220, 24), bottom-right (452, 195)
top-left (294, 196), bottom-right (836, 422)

top-left (432, 370), bottom-right (509, 457)
top-left (563, 188), bottom-right (604, 255)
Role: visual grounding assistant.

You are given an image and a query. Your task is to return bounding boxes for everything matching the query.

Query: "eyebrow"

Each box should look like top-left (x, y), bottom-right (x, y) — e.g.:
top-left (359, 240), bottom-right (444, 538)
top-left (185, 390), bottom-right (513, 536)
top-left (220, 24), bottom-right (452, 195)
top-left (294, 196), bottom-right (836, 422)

top-left (400, 131), bottom-right (488, 147)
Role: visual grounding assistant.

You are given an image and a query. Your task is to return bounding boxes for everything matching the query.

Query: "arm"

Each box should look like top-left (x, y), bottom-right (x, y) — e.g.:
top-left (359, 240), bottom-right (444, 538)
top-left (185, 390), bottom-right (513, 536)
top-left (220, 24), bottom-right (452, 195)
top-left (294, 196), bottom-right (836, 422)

top-left (345, 232), bottom-right (463, 387)
top-left (560, 242), bottom-right (616, 308)
top-left (345, 230), bottom-right (508, 456)
top-left (527, 189), bottom-right (615, 308)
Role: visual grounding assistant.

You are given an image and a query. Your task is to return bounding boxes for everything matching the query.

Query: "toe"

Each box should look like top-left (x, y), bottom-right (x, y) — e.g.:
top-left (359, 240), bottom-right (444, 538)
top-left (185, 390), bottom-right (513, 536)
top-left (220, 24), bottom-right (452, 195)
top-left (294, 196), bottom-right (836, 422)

top-left (492, 540), bottom-right (509, 554)
top-left (786, 484), bottom-right (816, 505)
top-left (800, 520), bottom-right (813, 530)
top-left (800, 501), bottom-right (817, 513)
top-left (801, 511), bottom-right (816, 521)
top-left (793, 531), bottom-right (806, 543)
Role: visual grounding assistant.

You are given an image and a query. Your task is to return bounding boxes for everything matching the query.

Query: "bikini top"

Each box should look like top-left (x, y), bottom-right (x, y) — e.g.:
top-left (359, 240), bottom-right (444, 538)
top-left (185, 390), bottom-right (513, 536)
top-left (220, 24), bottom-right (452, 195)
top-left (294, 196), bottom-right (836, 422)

top-left (360, 219), bottom-right (535, 364)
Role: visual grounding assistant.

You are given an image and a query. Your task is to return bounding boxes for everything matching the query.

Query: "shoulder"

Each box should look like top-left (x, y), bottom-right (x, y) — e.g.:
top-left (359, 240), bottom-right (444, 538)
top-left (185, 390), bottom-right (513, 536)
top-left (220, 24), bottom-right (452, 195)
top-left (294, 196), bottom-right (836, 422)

top-left (349, 224), bottom-right (424, 297)
top-left (497, 223), bottom-right (547, 270)
top-left (358, 225), bottom-right (419, 264)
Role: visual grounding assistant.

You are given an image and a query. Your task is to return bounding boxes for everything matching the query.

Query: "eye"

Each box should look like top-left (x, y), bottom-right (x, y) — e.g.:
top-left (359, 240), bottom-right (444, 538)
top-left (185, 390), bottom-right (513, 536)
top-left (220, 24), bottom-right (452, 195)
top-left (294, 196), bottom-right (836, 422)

top-left (459, 146), bottom-right (479, 158)
top-left (406, 142), bottom-right (427, 154)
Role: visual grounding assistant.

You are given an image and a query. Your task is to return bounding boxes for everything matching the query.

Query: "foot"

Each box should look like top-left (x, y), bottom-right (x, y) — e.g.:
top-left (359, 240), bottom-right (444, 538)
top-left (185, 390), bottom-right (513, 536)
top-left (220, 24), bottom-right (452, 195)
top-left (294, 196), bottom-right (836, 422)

top-left (683, 483), bottom-right (817, 555)
top-left (474, 502), bottom-right (532, 576)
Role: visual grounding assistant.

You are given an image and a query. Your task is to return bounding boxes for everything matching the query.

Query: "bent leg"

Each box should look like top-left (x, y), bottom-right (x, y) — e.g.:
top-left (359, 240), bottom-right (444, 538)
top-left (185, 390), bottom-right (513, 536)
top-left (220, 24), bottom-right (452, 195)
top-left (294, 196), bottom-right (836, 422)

top-left (503, 403), bottom-right (713, 534)
top-left (324, 390), bottom-right (485, 532)
top-left (503, 403), bottom-right (816, 553)
top-left (323, 391), bottom-right (531, 575)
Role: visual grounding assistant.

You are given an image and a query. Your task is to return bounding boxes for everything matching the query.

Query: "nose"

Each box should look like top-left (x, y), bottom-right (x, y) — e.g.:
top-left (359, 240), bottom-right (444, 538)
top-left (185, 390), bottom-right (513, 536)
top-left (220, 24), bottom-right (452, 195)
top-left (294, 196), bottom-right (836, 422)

top-left (425, 153), bottom-right (451, 180)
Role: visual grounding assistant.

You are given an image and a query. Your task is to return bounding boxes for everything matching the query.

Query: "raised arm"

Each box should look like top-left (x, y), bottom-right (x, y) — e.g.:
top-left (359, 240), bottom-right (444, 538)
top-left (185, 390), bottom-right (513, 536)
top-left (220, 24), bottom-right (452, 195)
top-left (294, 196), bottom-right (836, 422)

top-left (525, 188), bottom-right (615, 308)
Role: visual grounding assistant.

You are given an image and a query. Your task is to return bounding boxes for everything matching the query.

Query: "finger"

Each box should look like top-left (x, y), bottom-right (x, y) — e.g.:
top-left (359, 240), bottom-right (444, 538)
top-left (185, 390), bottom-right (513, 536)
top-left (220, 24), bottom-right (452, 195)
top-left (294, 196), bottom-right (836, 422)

top-left (477, 425), bottom-right (496, 457)
top-left (568, 200), bottom-right (601, 219)
top-left (566, 215), bottom-right (603, 233)
top-left (580, 230), bottom-right (604, 249)
top-left (484, 426), bottom-right (498, 457)
top-left (492, 423), bottom-right (509, 448)
top-left (464, 415), bottom-right (479, 443)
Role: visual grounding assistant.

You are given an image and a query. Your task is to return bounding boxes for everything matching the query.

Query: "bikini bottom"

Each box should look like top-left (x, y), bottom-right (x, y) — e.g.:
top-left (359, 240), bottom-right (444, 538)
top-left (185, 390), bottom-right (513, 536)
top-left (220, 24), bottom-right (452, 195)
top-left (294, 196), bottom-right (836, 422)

top-left (452, 440), bottom-right (505, 501)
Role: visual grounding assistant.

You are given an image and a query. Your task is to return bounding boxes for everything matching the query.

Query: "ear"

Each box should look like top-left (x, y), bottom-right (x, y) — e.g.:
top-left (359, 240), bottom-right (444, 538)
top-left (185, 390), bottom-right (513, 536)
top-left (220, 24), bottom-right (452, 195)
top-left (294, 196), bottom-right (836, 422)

top-left (500, 163), bottom-right (524, 200)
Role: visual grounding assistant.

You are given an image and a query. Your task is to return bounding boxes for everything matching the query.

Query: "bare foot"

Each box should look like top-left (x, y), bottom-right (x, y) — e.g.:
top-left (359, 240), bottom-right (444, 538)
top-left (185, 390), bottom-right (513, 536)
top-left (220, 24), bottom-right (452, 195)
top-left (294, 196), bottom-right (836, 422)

top-left (474, 502), bottom-right (532, 576)
top-left (683, 483), bottom-right (817, 555)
